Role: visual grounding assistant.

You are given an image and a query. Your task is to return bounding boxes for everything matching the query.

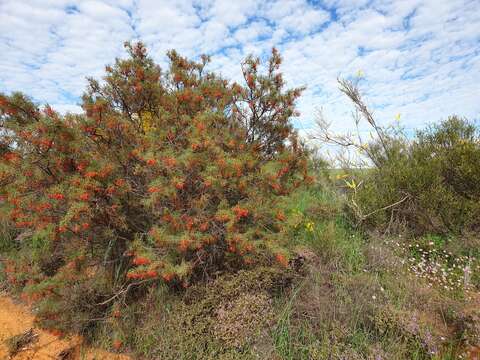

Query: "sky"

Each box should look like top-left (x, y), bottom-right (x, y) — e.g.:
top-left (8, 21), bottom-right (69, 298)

top-left (1, 0), bottom-right (479, 139)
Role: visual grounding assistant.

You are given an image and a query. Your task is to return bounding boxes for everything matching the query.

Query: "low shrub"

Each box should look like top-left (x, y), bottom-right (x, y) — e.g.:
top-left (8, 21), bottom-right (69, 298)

top-left (107, 266), bottom-right (294, 359)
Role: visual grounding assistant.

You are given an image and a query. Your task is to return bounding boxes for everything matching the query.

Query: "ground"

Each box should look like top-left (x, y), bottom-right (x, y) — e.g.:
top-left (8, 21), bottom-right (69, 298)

top-left (0, 294), bottom-right (130, 360)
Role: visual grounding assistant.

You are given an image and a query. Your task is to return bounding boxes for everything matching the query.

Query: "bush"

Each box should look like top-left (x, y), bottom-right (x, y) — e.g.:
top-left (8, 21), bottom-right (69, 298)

top-left (317, 79), bottom-right (480, 236)
top-left (355, 116), bottom-right (480, 235)
top-left (0, 42), bottom-right (310, 334)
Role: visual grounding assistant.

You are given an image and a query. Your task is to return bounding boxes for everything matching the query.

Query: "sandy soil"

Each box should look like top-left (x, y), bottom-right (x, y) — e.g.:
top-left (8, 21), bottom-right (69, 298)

top-left (0, 294), bottom-right (130, 360)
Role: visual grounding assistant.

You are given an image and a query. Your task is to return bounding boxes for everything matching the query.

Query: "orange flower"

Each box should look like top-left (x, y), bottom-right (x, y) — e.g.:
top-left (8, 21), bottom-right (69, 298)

top-left (178, 238), bottom-right (190, 252)
top-left (132, 256), bottom-right (151, 266)
top-left (233, 206), bottom-right (249, 219)
top-left (146, 159), bottom-right (156, 166)
top-left (48, 193), bottom-right (65, 200)
top-left (148, 186), bottom-right (160, 193)
top-left (3, 152), bottom-right (19, 162)
top-left (166, 131), bottom-right (175, 141)
top-left (271, 182), bottom-right (281, 192)
top-left (112, 339), bottom-right (123, 350)
top-left (126, 272), bottom-right (139, 280)
top-left (162, 272), bottom-right (174, 282)
top-left (82, 222), bottom-right (90, 230)
top-left (215, 214), bottom-right (230, 223)
top-left (277, 166), bottom-right (289, 178)
top-left (115, 178), bottom-right (126, 186)
top-left (275, 211), bottom-right (286, 221)
top-left (163, 157), bottom-right (177, 167)
top-left (145, 270), bottom-right (158, 278)
top-left (173, 73), bottom-right (182, 83)
top-left (79, 192), bottom-right (90, 201)
top-left (175, 181), bottom-right (185, 190)
top-left (85, 171), bottom-right (97, 178)
top-left (275, 253), bottom-right (289, 267)
top-left (199, 222), bottom-right (209, 232)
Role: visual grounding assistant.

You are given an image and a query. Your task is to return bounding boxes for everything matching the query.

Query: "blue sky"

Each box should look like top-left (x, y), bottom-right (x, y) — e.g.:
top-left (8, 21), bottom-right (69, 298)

top-left (1, 0), bottom-right (479, 139)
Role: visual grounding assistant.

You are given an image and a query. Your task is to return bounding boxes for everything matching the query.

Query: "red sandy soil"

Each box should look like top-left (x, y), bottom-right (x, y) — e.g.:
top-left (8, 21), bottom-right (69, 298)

top-left (0, 294), bottom-right (130, 360)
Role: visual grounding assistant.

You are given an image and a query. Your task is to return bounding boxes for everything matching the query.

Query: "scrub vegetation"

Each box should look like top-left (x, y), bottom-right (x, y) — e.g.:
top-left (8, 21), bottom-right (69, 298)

top-left (1, 42), bottom-right (478, 359)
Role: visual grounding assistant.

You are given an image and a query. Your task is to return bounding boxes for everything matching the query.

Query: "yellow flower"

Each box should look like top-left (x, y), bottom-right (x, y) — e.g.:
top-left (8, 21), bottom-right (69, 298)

top-left (356, 69), bottom-right (364, 78)
top-left (345, 179), bottom-right (357, 189)
top-left (335, 173), bottom-right (349, 180)
top-left (395, 113), bottom-right (401, 121)
top-left (305, 221), bottom-right (314, 232)
top-left (141, 111), bottom-right (155, 133)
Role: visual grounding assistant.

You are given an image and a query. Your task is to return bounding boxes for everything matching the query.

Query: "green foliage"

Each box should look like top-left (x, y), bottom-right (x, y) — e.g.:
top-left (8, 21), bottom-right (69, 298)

top-left (352, 116), bottom-right (480, 236)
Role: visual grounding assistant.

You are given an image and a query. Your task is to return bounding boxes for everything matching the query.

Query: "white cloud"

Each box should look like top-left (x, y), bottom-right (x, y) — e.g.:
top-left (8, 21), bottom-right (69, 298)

top-left (0, 0), bottom-right (478, 143)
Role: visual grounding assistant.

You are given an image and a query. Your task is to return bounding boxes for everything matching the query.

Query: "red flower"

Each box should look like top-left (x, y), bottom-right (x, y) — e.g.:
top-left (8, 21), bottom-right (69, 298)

top-left (146, 159), bottom-right (156, 166)
top-left (163, 157), bottom-right (177, 167)
top-left (3, 152), bottom-right (19, 162)
top-left (277, 166), bottom-right (289, 178)
top-left (79, 192), bottom-right (90, 201)
top-left (48, 193), bottom-right (65, 201)
top-left (112, 339), bottom-right (123, 350)
top-left (145, 270), bottom-right (158, 278)
top-left (132, 256), bottom-right (151, 266)
top-left (199, 222), bottom-right (209, 232)
top-left (58, 226), bottom-right (67, 233)
top-left (178, 238), bottom-right (190, 252)
top-left (148, 186), bottom-right (160, 193)
top-left (275, 253), bottom-right (289, 267)
top-left (115, 178), bottom-right (126, 186)
top-left (276, 211), bottom-right (286, 221)
top-left (44, 106), bottom-right (55, 117)
top-left (233, 206), bottom-right (249, 219)
top-left (166, 131), bottom-right (175, 141)
top-left (162, 272), bottom-right (174, 282)
top-left (175, 181), bottom-right (185, 190)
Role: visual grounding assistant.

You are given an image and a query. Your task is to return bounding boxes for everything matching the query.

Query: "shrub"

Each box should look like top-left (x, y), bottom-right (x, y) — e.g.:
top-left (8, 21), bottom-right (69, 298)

top-left (354, 116), bottom-right (480, 235)
top-left (112, 266), bottom-right (293, 359)
top-left (0, 42), bottom-right (309, 333)
top-left (316, 79), bottom-right (480, 236)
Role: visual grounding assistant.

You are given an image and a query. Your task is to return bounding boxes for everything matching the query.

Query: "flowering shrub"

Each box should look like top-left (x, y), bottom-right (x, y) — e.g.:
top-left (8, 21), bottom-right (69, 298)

top-left (0, 41), bottom-right (308, 300)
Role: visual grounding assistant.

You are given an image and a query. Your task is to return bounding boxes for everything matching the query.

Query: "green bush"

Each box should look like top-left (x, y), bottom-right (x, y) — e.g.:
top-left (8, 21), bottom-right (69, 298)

top-left (355, 116), bottom-right (480, 235)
